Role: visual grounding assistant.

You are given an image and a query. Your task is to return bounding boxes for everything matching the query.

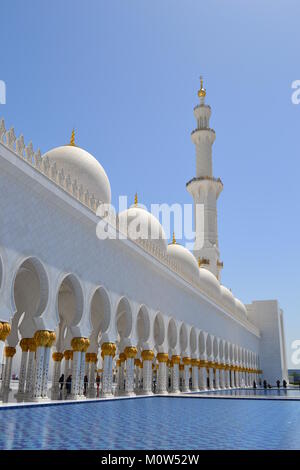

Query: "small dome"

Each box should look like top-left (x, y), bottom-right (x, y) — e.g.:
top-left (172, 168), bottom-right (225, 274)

top-left (220, 285), bottom-right (235, 312)
top-left (235, 298), bottom-right (247, 317)
top-left (42, 145), bottom-right (111, 205)
top-left (199, 267), bottom-right (220, 301)
top-left (118, 204), bottom-right (167, 254)
top-left (167, 243), bottom-right (200, 280)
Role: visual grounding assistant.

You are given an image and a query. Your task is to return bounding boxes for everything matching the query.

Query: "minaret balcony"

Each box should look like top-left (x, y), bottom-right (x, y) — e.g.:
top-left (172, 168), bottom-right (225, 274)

top-left (186, 176), bottom-right (223, 198)
top-left (191, 128), bottom-right (215, 145)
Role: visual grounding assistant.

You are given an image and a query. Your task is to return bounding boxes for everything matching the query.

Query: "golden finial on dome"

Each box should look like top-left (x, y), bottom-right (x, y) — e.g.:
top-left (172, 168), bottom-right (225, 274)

top-left (70, 128), bottom-right (76, 146)
top-left (172, 231), bottom-right (176, 244)
top-left (198, 76), bottom-right (206, 98)
top-left (134, 193), bottom-right (138, 206)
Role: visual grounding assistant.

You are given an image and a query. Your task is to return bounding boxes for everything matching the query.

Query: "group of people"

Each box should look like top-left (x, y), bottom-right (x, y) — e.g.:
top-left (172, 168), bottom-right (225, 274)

top-left (58, 373), bottom-right (102, 396)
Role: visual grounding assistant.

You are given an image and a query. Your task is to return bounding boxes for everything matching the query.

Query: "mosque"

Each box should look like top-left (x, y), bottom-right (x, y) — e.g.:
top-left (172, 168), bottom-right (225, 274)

top-left (0, 80), bottom-right (288, 402)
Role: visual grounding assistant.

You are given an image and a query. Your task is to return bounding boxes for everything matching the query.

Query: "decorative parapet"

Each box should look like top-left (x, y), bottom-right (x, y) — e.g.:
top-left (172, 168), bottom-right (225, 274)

top-left (0, 118), bottom-right (259, 337)
top-left (0, 118), bottom-right (102, 213)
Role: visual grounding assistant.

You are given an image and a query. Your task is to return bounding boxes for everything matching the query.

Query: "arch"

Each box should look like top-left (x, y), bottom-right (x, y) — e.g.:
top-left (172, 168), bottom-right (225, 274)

top-left (55, 273), bottom-right (85, 350)
top-left (167, 318), bottom-right (177, 351)
top-left (13, 256), bottom-right (49, 319)
top-left (229, 343), bottom-right (233, 363)
top-left (11, 257), bottom-right (50, 342)
top-left (190, 327), bottom-right (197, 354)
top-left (88, 286), bottom-right (112, 353)
top-left (179, 323), bottom-right (188, 353)
top-left (153, 312), bottom-right (165, 348)
top-left (224, 341), bottom-right (229, 361)
top-left (199, 331), bottom-right (206, 355)
top-left (206, 334), bottom-right (213, 358)
top-left (213, 337), bottom-right (219, 360)
top-left (136, 305), bottom-right (151, 345)
top-left (116, 296), bottom-right (133, 340)
top-left (219, 340), bottom-right (224, 362)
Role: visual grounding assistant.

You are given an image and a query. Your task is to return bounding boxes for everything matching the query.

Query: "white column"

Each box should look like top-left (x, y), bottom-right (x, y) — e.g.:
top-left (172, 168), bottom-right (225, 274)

top-left (32, 346), bottom-right (45, 400)
top-left (102, 343), bottom-right (116, 396)
top-left (41, 345), bottom-right (51, 398)
top-left (141, 350), bottom-right (154, 394)
top-left (1, 347), bottom-right (16, 397)
top-left (70, 337), bottom-right (89, 400)
top-left (32, 331), bottom-right (56, 401)
top-left (171, 356), bottom-right (180, 393)
top-left (64, 350), bottom-right (72, 379)
top-left (124, 346), bottom-right (137, 396)
top-left (118, 354), bottom-right (126, 393)
top-left (70, 350), bottom-right (82, 399)
top-left (199, 366), bottom-right (208, 390)
top-left (25, 348), bottom-right (36, 397)
top-left (219, 368), bottom-right (225, 389)
top-left (157, 353), bottom-right (168, 394)
top-left (225, 369), bottom-right (230, 388)
top-left (87, 353), bottom-right (97, 398)
top-left (191, 359), bottom-right (199, 392)
top-left (182, 358), bottom-right (191, 392)
top-left (215, 368), bottom-right (220, 389)
top-left (209, 367), bottom-right (214, 390)
top-left (17, 341), bottom-right (29, 396)
top-left (230, 369), bottom-right (235, 388)
top-left (78, 351), bottom-right (86, 397)
top-left (51, 352), bottom-right (63, 399)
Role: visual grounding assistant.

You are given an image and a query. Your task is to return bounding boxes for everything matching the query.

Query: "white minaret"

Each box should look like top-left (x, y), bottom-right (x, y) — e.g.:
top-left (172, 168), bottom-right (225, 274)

top-left (186, 78), bottom-right (223, 279)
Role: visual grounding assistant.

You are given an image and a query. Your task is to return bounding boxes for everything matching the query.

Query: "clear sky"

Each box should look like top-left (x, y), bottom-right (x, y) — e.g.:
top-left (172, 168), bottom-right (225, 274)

top-left (1, 0), bottom-right (299, 367)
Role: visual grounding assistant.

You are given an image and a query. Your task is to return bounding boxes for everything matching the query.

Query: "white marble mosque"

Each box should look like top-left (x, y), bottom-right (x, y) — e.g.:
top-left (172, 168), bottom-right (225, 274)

top-left (0, 80), bottom-right (288, 402)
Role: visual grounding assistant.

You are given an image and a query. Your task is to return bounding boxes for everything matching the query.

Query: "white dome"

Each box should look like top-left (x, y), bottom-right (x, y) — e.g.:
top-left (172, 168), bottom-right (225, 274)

top-left (167, 243), bottom-right (200, 280)
top-left (118, 205), bottom-right (167, 254)
top-left (235, 298), bottom-right (247, 317)
top-left (220, 285), bottom-right (236, 312)
top-left (42, 145), bottom-right (111, 205)
top-left (199, 267), bottom-right (220, 301)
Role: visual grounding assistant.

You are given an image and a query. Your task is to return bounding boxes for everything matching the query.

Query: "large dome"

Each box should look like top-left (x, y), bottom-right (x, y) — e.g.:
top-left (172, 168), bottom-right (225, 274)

top-left (199, 267), bottom-right (221, 301)
top-left (167, 242), bottom-right (200, 280)
top-left (42, 144), bottom-right (111, 205)
top-left (235, 297), bottom-right (247, 317)
top-left (118, 204), bottom-right (167, 254)
top-left (220, 285), bottom-right (236, 312)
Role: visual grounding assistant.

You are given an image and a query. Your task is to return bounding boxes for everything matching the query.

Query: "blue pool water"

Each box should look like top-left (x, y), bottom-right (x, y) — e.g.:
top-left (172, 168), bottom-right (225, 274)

top-left (1, 397), bottom-right (300, 450)
top-left (203, 388), bottom-right (300, 397)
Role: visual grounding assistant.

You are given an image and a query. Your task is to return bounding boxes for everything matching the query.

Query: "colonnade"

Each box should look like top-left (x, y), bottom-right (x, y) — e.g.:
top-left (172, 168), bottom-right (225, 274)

top-left (0, 327), bottom-right (262, 402)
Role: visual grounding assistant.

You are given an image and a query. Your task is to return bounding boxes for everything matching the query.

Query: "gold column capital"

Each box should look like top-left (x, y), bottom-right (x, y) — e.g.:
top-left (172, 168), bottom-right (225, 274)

top-left (101, 342), bottom-right (116, 357)
top-left (34, 330), bottom-right (56, 348)
top-left (141, 349), bottom-right (154, 361)
top-left (5, 346), bottom-right (16, 357)
top-left (182, 356), bottom-right (191, 366)
top-left (71, 337), bottom-right (90, 352)
top-left (191, 358), bottom-right (200, 367)
top-left (0, 322), bottom-right (11, 342)
top-left (52, 352), bottom-right (63, 362)
top-left (171, 355), bottom-right (181, 365)
top-left (124, 346), bottom-right (138, 359)
top-left (20, 338), bottom-right (29, 352)
top-left (156, 352), bottom-right (169, 363)
top-left (63, 349), bottom-right (73, 360)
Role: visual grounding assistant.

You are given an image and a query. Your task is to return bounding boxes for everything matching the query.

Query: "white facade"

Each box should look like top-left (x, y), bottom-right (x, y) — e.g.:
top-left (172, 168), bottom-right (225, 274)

top-left (0, 84), bottom-right (288, 402)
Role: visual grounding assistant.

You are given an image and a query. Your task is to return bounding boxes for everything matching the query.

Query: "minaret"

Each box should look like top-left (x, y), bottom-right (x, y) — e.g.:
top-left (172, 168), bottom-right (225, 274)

top-left (186, 78), bottom-right (223, 279)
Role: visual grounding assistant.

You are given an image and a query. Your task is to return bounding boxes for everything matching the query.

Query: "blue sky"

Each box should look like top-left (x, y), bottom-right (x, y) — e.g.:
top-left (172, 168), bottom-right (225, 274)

top-left (1, 0), bottom-right (299, 367)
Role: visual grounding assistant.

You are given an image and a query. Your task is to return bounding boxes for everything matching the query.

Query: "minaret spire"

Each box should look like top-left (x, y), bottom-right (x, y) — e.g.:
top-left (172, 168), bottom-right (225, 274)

top-left (186, 79), bottom-right (223, 279)
top-left (70, 128), bottom-right (76, 146)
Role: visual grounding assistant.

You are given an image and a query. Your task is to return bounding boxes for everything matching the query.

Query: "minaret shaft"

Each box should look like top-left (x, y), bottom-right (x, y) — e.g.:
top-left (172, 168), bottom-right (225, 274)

top-left (186, 80), bottom-right (223, 279)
